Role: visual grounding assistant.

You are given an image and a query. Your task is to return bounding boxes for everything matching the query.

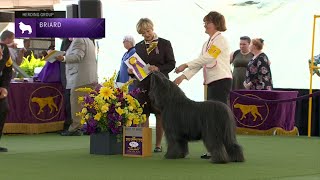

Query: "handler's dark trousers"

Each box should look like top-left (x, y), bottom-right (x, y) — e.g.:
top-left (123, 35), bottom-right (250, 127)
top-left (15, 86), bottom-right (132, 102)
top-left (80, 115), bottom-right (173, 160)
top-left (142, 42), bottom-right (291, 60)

top-left (0, 98), bottom-right (9, 140)
top-left (207, 78), bottom-right (232, 106)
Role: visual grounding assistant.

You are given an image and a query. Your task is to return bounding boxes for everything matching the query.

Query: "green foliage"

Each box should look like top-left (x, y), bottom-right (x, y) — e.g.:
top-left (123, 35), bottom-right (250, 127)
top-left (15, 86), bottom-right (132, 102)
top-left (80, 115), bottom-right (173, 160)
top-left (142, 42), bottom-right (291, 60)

top-left (19, 52), bottom-right (46, 77)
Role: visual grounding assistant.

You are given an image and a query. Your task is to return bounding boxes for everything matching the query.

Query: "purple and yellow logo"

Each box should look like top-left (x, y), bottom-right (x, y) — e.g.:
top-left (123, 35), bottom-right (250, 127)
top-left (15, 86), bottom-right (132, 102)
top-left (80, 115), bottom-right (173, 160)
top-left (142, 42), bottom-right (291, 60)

top-left (29, 86), bottom-right (63, 121)
top-left (231, 94), bottom-right (269, 128)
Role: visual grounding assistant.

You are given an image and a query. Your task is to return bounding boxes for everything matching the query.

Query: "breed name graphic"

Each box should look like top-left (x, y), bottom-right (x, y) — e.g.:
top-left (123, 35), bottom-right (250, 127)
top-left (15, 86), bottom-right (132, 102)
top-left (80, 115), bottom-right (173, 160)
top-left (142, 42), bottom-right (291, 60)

top-left (19, 22), bottom-right (32, 34)
top-left (31, 95), bottom-right (59, 115)
top-left (233, 103), bottom-right (263, 121)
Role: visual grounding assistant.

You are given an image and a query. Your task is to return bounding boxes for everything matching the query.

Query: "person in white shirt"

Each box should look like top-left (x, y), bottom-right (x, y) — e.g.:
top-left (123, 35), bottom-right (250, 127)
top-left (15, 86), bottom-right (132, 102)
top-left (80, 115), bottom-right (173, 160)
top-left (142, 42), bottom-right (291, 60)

top-left (174, 11), bottom-right (232, 159)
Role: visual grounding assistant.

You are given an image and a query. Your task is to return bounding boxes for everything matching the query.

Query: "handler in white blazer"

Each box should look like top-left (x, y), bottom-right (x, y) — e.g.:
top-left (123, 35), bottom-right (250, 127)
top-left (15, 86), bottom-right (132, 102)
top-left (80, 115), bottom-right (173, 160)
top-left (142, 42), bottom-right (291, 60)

top-left (56, 38), bottom-right (98, 136)
top-left (174, 11), bottom-right (232, 159)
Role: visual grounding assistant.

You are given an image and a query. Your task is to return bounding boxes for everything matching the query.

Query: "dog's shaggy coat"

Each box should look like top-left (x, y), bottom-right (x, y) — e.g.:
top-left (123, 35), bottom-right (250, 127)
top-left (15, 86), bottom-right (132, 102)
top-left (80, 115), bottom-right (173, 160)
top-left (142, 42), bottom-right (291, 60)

top-left (149, 72), bottom-right (244, 163)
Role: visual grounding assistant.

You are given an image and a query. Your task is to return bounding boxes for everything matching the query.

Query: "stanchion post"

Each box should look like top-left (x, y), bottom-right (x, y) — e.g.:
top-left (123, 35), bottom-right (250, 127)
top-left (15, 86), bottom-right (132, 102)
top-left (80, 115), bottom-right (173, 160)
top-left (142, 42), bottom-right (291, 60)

top-left (308, 15), bottom-right (319, 137)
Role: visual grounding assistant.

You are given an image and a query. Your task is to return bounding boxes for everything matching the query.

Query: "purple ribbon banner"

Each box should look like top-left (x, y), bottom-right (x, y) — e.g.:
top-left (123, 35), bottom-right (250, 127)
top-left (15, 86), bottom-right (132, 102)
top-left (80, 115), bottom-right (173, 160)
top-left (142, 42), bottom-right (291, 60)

top-left (15, 18), bottom-right (105, 38)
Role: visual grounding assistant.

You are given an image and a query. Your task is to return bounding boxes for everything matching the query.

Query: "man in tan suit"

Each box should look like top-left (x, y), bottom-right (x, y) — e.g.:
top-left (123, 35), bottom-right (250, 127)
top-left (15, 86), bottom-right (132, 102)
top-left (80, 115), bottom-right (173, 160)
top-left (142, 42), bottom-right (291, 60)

top-left (56, 38), bottom-right (98, 136)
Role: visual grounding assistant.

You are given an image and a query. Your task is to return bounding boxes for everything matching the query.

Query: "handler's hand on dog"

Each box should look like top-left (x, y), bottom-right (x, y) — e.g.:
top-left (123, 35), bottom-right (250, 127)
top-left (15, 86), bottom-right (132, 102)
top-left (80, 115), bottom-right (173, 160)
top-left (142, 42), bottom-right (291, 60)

top-left (0, 88), bottom-right (8, 99)
top-left (175, 64), bottom-right (188, 73)
top-left (174, 75), bottom-right (186, 85)
top-left (127, 68), bottom-right (134, 74)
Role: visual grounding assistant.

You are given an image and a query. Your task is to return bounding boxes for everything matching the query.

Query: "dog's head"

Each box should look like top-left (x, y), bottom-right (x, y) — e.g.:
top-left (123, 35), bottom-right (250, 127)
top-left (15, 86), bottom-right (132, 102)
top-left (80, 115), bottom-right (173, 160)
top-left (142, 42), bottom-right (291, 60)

top-left (233, 103), bottom-right (240, 108)
top-left (149, 71), bottom-right (187, 110)
top-left (149, 71), bottom-right (171, 109)
top-left (19, 22), bottom-right (24, 25)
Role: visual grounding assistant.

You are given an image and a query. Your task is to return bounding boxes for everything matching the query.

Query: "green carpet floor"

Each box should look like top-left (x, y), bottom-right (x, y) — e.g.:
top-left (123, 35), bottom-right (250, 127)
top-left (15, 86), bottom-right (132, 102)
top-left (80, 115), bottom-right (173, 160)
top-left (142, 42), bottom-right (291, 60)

top-left (0, 133), bottom-right (319, 180)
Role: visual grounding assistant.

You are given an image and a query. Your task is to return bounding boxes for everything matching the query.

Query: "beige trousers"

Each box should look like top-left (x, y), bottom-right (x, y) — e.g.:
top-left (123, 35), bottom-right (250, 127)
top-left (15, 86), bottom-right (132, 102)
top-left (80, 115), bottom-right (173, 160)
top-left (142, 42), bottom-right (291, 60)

top-left (68, 83), bottom-right (96, 132)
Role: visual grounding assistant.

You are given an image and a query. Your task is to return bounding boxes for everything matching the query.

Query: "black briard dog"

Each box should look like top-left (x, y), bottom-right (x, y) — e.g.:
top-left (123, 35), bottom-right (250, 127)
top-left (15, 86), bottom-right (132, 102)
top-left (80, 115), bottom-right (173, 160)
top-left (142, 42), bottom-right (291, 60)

top-left (149, 72), bottom-right (244, 164)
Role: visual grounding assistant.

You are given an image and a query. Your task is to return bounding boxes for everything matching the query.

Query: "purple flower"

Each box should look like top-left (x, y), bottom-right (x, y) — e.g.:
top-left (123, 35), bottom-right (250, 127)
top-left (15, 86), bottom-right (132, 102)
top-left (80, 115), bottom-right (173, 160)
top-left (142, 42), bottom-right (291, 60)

top-left (84, 94), bottom-right (94, 104)
top-left (82, 119), bottom-right (98, 134)
top-left (94, 84), bottom-right (102, 92)
top-left (129, 88), bottom-right (142, 97)
top-left (88, 118), bottom-right (97, 127)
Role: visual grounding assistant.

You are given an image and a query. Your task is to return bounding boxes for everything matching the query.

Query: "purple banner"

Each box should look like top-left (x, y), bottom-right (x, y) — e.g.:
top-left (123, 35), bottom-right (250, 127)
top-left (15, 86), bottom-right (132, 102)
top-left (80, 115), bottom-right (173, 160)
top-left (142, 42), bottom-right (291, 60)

top-left (124, 136), bottom-right (143, 156)
top-left (6, 82), bottom-right (65, 123)
top-left (15, 18), bottom-right (105, 38)
top-left (230, 90), bottom-right (298, 131)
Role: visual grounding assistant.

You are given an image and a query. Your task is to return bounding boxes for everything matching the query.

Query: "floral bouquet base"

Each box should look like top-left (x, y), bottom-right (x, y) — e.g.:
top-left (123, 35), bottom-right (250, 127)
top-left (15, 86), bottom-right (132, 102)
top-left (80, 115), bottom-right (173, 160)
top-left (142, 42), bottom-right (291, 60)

top-left (90, 132), bottom-right (123, 155)
top-left (123, 127), bottom-right (152, 157)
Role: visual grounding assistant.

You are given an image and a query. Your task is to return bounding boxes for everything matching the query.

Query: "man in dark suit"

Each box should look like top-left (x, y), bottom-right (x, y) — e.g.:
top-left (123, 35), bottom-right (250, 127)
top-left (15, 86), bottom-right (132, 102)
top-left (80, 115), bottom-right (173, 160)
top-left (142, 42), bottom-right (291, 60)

top-left (129, 18), bottom-right (176, 153)
top-left (0, 30), bottom-right (14, 152)
top-left (59, 38), bottom-right (72, 131)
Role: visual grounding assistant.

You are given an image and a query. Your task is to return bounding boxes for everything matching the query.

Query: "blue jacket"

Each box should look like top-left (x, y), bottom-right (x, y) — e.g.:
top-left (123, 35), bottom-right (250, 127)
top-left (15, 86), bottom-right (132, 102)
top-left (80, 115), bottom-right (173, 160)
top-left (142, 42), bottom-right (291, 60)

top-left (117, 47), bottom-right (136, 91)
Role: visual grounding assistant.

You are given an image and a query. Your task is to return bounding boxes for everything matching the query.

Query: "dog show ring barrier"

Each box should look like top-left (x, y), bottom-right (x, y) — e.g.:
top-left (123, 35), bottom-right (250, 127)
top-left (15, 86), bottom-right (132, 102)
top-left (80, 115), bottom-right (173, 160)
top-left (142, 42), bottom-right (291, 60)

top-left (3, 82), bottom-right (65, 134)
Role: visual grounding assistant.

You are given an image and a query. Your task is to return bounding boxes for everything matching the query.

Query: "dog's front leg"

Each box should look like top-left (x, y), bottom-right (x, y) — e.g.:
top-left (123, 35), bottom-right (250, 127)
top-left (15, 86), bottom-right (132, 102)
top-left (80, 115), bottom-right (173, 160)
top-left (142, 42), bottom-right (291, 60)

top-left (165, 139), bottom-right (187, 159)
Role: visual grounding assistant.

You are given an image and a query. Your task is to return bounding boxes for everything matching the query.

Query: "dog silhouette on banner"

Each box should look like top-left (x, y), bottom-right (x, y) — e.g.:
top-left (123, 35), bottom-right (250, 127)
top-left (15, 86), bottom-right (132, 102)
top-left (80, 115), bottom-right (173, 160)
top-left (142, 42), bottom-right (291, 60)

top-left (31, 95), bottom-right (59, 115)
top-left (19, 22), bottom-right (32, 34)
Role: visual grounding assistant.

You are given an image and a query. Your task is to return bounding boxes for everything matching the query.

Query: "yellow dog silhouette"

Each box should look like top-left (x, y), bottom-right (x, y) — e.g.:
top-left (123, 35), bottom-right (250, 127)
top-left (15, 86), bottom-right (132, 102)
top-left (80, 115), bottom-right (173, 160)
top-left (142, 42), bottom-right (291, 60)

top-left (233, 103), bottom-right (263, 121)
top-left (31, 95), bottom-right (59, 115)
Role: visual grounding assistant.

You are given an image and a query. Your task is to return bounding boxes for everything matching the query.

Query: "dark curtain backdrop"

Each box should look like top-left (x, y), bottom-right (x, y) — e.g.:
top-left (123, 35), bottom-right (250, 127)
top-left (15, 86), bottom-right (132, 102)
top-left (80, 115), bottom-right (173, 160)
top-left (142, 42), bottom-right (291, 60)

top-left (274, 88), bottom-right (320, 136)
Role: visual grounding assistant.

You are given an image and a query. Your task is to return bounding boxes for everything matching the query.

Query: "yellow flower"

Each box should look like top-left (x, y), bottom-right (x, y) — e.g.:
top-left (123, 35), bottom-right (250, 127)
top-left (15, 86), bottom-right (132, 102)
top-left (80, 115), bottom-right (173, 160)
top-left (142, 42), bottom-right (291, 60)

top-left (75, 87), bottom-right (94, 93)
top-left (133, 118), bottom-right (140, 125)
top-left (94, 113), bottom-right (102, 121)
top-left (126, 120), bottom-right (132, 126)
top-left (81, 108), bottom-right (87, 114)
top-left (128, 106), bottom-right (133, 111)
top-left (101, 105), bottom-right (109, 113)
top-left (80, 119), bottom-right (86, 125)
top-left (115, 102), bottom-right (121, 107)
top-left (142, 114), bottom-right (147, 123)
top-left (85, 114), bottom-right (90, 120)
top-left (99, 87), bottom-right (114, 100)
top-left (137, 108), bottom-right (143, 114)
top-left (78, 96), bottom-right (84, 103)
top-left (116, 107), bottom-right (124, 116)
top-left (75, 112), bottom-right (82, 117)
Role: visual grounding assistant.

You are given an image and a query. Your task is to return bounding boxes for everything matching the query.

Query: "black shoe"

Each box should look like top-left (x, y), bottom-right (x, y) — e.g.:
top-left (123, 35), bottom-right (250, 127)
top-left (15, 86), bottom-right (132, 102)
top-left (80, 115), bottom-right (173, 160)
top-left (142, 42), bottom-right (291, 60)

top-left (60, 130), bottom-right (82, 136)
top-left (0, 147), bottom-right (8, 152)
top-left (200, 153), bottom-right (211, 159)
top-left (154, 147), bottom-right (162, 153)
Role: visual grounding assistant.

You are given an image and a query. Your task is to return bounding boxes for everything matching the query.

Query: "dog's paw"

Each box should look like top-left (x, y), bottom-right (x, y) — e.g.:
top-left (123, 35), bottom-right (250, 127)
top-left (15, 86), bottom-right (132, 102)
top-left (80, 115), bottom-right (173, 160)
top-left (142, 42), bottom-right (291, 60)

top-left (164, 153), bottom-right (186, 159)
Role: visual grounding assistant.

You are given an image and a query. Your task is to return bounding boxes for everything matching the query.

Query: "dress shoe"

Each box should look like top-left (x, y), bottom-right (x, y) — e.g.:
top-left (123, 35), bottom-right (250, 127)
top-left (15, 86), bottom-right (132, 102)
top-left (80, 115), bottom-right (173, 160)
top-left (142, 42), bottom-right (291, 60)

top-left (200, 153), bottom-right (211, 159)
top-left (0, 147), bottom-right (8, 152)
top-left (60, 130), bottom-right (82, 136)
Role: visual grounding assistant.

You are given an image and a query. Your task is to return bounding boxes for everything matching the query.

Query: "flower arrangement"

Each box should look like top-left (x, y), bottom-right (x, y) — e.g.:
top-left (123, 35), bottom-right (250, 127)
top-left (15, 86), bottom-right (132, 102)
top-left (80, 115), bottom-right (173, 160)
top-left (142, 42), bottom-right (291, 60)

top-left (76, 72), bottom-right (147, 140)
top-left (309, 54), bottom-right (320, 77)
top-left (20, 52), bottom-right (46, 76)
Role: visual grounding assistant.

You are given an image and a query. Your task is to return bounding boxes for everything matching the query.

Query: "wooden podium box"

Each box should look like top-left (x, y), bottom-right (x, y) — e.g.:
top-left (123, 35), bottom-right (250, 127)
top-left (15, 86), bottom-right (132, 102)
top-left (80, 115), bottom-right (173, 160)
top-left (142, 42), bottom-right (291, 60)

top-left (123, 127), bottom-right (152, 157)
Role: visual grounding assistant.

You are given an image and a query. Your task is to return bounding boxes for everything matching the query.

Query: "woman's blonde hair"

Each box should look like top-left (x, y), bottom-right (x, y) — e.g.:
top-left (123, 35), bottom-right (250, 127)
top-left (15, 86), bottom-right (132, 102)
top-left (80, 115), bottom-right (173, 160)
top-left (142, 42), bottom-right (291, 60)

top-left (252, 38), bottom-right (264, 50)
top-left (136, 18), bottom-right (154, 34)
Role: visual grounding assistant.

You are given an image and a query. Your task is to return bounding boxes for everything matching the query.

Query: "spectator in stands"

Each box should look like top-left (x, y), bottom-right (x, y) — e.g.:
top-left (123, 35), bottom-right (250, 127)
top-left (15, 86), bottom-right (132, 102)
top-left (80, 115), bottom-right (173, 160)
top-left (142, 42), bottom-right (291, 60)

top-left (244, 38), bottom-right (273, 90)
top-left (22, 39), bottom-right (33, 61)
top-left (58, 38), bottom-right (72, 132)
top-left (116, 35), bottom-right (136, 91)
top-left (55, 38), bottom-right (98, 136)
top-left (230, 36), bottom-right (253, 90)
